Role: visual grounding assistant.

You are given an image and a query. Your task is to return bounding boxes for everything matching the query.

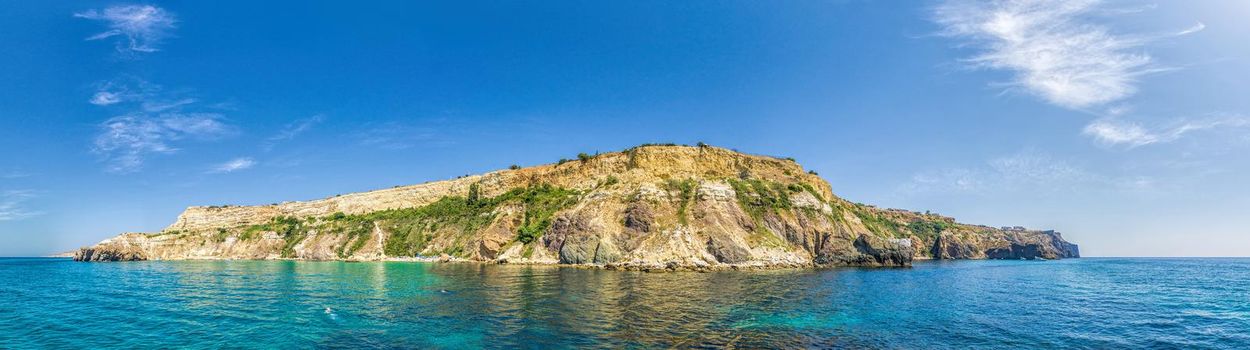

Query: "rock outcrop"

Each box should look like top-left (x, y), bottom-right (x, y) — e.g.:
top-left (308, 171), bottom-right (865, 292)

top-left (73, 145), bottom-right (1078, 269)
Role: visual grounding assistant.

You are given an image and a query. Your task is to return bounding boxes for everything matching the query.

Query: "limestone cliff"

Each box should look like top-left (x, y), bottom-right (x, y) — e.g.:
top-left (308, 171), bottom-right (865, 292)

top-left (74, 145), bottom-right (1078, 269)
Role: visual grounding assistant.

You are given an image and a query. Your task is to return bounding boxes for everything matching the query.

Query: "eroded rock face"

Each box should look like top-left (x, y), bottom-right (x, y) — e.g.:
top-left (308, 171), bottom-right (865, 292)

top-left (706, 233), bottom-right (750, 264)
top-left (73, 145), bottom-right (1079, 269)
top-left (74, 247), bottom-right (144, 262)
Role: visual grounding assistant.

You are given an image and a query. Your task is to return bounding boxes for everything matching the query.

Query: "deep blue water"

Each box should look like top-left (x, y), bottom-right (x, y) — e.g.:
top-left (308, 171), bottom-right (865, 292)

top-left (1, 257), bottom-right (1247, 349)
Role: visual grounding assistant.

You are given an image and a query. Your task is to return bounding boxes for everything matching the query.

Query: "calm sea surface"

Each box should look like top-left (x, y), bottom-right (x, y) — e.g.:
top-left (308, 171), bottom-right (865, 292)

top-left (1, 257), bottom-right (1247, 349)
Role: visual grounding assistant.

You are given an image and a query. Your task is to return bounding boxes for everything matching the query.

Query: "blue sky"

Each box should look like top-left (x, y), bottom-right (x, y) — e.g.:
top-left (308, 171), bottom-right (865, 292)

top-left (1, 1), bottom-right (1247, 257)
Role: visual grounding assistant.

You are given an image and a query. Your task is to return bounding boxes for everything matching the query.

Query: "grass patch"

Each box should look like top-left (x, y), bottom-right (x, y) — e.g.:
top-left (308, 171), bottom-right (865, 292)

top-left (229, 184), bottom-right (580, 259)
top-left (727, 178), bottom-right (793, 220)
top-left (848, 206), bottom-right (904, 238)
top-left (906, 219), bottom-right (952, 240)
top-left (665, 179), bottom-right (697, 225)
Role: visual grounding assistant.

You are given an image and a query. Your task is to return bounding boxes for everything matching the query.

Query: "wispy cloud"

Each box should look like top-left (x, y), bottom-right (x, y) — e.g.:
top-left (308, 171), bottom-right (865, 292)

top-left (0, 190), bottom-right (41, 221)
top-left (1084, 115), bottom-right (1250, 148)
top-left (264, 115), bottom-right (324, 151)
top-left (1176, 22), bottom-right (1206, 36)
top-left (141, 98), bottom-right (196, 112)
top-left (355, 122), bottom-right (443, 150)
top-left (210, 157), bottom-right (256, 174)
top-left (898, 149), bottom-right (1148, 195)
top-left (933, 0), bottom-right (1164, 109)
top-left (1, 170), bottom-right (31, 179)
top-left (88, 77), bottom-right (161, 107)
top-left (75, 5), bottom-right (176, 54)
top-left (89, 91), bottom-right (123, 106)
top-left (93, 113), bottom-right (235, 173)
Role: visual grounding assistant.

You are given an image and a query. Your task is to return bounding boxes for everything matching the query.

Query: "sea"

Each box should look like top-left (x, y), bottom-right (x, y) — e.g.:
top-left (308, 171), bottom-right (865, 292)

top-left (1, 257), bottom-right (1247, 349)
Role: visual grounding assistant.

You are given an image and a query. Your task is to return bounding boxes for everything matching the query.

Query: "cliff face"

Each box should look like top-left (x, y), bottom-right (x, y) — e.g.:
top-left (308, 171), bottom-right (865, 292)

top-left (74, 145), bottom-right (1078, 269)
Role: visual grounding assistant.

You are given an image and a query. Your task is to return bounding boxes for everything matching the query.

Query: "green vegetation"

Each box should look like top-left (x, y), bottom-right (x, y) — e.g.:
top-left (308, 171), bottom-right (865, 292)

top-left (510, 184), bottom-right (580, 243)
top-left (847, 205), bottom-right (904, 238)
top-left (230, 184), bottom-right (582, 259)
top-left (665, 179), bottom-right (697, 224)
top-left (467, 183), bottom-right (482, 205)
top-left (906, 219), bottom-right (952, 240)
top-left (601, 175), bottom-right (619, 187)
top-left (724, 178), bottom-right (815, 247)
top-left (151, 230), bottom-right (181, 237)
top-left (212, 228), bottom-right (230, 243)
top-left (509, 164), bottom-right (521, 170)
top-left (624, 143), bottom-right (680, 153)
top-left (727, 178), bottom-right (793, 220)
top-left (807, 170), bottom-right (819, 176)
top-left (577, 152), bottom-right (592, 162)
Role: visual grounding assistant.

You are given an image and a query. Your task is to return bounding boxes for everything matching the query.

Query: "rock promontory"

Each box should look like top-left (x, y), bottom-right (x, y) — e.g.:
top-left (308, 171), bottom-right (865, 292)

top-left (74, 145), bottom-right (1078, 269)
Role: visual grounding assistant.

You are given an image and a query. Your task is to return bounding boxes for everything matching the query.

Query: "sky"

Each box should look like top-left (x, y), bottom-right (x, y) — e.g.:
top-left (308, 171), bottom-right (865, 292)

top-left (1, 0), bottom-right (1248, 257)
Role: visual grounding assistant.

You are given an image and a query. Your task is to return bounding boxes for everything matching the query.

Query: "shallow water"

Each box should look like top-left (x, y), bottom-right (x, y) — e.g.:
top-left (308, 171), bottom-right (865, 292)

top-left (1, 257), bottom-right (1247, 349)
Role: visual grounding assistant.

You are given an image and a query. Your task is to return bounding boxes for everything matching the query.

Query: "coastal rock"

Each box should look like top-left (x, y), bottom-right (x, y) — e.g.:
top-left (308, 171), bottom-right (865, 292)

top-left (72, 145), bottom-right (1080, 269)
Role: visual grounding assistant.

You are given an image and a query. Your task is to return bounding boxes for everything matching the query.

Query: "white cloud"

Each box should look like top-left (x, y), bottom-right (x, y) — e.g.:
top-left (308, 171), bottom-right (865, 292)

top-left (88, 77), bottom-right (162, 107)
top-left (93, 113), bottom-right (234, 173)
top-left (90, 91), bottom-right (122, 106)
top-left (933, 0), bottom-right (1156, 109)
top-left (210, 157), bottom-right (256, 173)
top-left (1084, 115), bottom-right (1250, 148)
top-left (1177, 22), bottom-right (1206, 36)
top-left (0, 190), bottom-right (40, 221)
top-left (264, 115), bottom-right (324, 150)
top-left (75, 5), bottom-right (176, 54)
top-left (1082, 118), bottom-right (1159, 147)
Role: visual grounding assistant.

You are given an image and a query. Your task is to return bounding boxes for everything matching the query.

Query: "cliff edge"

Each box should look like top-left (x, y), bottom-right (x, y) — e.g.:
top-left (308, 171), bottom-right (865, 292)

top-left (74, 145), bottom-right (1078, 269)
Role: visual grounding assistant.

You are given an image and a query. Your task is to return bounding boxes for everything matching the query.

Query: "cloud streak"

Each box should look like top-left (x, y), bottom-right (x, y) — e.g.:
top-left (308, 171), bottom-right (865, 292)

top-left (355, 122), bottom-right (442, 150)
top-left (75, 5), bottom-right (176, 54)
top-left (933, 0), bottom-right (1160, 109)
top-left (0, 190), bottom-right (40, 221)
top-left (93, 113), bottom-right (235, 173)
top-left (210, 157), bottom-right (256, 173)
top-left (264, 115), bottom-right (324, 150)
top-left (1084, 115), bottom-right (1250, 148)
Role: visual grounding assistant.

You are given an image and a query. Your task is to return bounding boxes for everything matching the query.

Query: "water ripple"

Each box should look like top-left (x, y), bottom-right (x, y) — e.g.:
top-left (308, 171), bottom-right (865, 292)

top-left (1, 258), bottom-right (1248, 349)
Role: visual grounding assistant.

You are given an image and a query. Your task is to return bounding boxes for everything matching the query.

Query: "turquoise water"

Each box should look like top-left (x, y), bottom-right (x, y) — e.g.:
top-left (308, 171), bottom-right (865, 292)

top-left (2, 258), bottom-right (1248, 349)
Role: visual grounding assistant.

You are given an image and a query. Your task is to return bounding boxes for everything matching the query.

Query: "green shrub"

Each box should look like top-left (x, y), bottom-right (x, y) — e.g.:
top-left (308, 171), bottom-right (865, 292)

top-left (907, 220), bottom-right (951, 239)
top-left (665, 179), bottom-right (698, 224)
top-left (506, 184), bottom-right (580, 243)
top-left (727, 179), bottom-right (796, 221)
top-left (577, 153), bottom-right (591, 162)
top-left (509, 164), bottom-right (521, 170)
top-left (467, 183), bottom-right (481, 205)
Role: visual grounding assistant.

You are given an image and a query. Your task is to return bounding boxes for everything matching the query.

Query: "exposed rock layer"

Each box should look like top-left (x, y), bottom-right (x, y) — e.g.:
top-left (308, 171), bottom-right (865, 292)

top-left (74, 145), bottom-right (1079, 269)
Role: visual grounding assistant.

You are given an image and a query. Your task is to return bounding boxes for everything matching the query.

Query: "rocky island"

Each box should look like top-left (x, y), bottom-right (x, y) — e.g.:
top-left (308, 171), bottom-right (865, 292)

top-left (74, 144), bottom-right (1078, 270)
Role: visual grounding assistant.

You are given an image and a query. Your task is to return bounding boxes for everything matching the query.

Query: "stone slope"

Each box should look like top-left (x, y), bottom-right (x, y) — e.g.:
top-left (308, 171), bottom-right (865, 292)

top-left (74, 145), bottom-right (1078, 269)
